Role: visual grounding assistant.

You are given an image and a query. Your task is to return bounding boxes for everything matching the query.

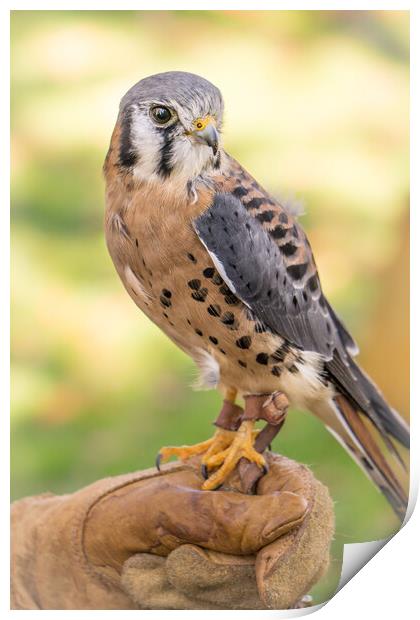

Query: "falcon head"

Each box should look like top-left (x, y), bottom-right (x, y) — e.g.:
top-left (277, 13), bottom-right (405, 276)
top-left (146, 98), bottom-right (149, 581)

top-left (117, 71), bottom-right (224, 184)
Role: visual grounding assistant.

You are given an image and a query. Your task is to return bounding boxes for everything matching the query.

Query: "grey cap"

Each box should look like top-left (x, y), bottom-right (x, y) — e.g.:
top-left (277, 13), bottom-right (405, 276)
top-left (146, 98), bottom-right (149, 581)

top-left (120, 71), bottom-right (223, 115)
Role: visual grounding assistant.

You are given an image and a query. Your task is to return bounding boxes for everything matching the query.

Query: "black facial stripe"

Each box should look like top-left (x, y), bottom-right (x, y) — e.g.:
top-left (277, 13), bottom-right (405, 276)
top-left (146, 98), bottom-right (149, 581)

top-left (119, 107), bottom-right (138, 168)
top-left (158, 126), bottom-right (177, 178)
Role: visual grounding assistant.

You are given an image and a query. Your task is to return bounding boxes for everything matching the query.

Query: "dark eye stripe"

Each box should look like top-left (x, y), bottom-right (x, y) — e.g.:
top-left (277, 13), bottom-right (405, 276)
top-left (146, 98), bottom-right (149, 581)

top-left (157, 125), bottom-right (178, 178)
top-left (119, 107), bottom-right (137, 168)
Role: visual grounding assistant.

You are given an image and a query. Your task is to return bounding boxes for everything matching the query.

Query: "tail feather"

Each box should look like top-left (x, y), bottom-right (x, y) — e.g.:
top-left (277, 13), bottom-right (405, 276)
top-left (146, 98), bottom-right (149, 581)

top-left (352, 362), bottom-right (410, 449)
top-left (333, 394), bottom-right (408, 521)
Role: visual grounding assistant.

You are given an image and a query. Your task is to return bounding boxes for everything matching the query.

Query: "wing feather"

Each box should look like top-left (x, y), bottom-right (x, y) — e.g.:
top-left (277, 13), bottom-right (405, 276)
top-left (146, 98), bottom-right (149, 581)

top-left (194, 192), bottom-right (344, 360)
top-left (193, 185), bottom-right (408, 451)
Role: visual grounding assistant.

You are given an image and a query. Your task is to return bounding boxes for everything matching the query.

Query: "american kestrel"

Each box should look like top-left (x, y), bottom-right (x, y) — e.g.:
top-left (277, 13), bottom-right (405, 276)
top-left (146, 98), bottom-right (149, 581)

top-left (104, 71), bottom-right (409, 519)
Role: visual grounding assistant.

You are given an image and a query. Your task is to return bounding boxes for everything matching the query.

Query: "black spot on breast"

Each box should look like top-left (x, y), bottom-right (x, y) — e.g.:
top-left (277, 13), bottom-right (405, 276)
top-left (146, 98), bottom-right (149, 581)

top-left (209, 336), bottom-right (218, 345)
top-left (256, 353), bottom-right (269, 365)
top-left (238, 360), bottom-right (247, 368)
top-left (219, 284), bottom-right (231, 296)
top-left (195, 328), bottom-right (203, 337)
top-left (270, 226), bottom-right (288, 240)
top-left (191, 288), bottom-right (208, 302)
top-left (287, 263), bottom-right (308, 280)
top-left (187, 319), bottom-right (191, 325)
top-left (188, 279), bottom-right (201, 290)
top-left (236, 336), bottom-right (252, 349)
top-left (292, 225), bottom-right (299, 238)
top-left (221, 312), bottom-right (238, 329)
top-left (160, 295), bottom-right (171, 308)
top-left (219, 348), bottom-right (226, 355)
top-left (233, 186), bottom-right (249, 198)
top-left (212, 273), bottom-right (223, 285)
top-left (280, 242), bottom-right (297, 256)
top-left (203, 267), bottom-right (215, 278)
top-left (207, 304), bottom-right (221, 317)
top-left (224, 293), bottom-right (240, 306)
top-left (187, 253), bottom-right (197, 263)
top-left (135, 238), bottom-right (139, 248)
top-left (289, 364), bottom-right (299, 374)
top-left (271, 345), bottom-right (287, 363)
top-left (255, 210), bottom-right (275, 223)
top-left (271, 366), bottom-right (281, 377)
top-left (279, 212), bottom-right (289, 224)
top-left (162, 289), bottom-right (172, 299)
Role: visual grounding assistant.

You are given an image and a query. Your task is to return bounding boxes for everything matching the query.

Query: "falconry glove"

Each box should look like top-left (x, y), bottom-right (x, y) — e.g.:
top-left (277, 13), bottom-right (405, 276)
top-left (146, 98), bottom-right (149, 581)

top-left (11, 453), bottom-right (334, 609)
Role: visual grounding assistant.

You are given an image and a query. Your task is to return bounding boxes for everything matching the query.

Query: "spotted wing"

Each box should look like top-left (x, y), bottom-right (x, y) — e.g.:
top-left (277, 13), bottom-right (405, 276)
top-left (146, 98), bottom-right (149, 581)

top-left (194, 191), bottom-right (346, 362)
top-left (194, 188), bottom-right (409, 449)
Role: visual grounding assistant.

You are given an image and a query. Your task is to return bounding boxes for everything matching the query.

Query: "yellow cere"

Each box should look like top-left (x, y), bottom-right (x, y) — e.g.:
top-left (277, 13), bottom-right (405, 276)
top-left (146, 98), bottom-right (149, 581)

top-left (193, 116), bottom-right (214, 131)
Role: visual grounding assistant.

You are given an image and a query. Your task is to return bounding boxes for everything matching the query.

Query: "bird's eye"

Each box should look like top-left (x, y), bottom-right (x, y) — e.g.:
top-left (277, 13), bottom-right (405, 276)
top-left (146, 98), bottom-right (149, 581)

top-left (151, 106), bottom-right (173, 125)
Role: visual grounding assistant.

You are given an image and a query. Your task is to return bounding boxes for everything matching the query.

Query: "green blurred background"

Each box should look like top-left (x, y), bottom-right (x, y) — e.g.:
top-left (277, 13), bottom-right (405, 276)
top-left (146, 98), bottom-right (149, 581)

top-left (11, 10), bottom-right (409, 605)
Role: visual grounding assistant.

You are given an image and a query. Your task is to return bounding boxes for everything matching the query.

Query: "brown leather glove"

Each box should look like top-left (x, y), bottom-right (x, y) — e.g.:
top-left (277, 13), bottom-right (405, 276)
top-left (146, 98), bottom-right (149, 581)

top-left (11, 453), bottom-right (334, 610)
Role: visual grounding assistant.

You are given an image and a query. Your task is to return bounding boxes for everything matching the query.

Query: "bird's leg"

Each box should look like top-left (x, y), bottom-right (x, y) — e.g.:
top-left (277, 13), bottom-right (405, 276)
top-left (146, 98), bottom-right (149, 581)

top-left (202, 391), bottom-right (289, 491)
top-left (200, 389), bottom-right (249, 478)
top-left (156, 388), bottom-right (242, 470)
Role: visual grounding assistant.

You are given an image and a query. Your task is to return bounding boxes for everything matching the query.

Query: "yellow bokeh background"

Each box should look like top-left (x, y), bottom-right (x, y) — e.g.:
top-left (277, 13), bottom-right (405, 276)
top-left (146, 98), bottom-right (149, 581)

top-left (11, 10), bottom-right (409, 604)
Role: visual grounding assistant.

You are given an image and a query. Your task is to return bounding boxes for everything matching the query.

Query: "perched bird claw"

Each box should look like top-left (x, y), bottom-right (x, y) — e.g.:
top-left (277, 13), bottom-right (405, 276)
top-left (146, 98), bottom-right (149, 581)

top-left (104, 71), bottom-right (409, 520)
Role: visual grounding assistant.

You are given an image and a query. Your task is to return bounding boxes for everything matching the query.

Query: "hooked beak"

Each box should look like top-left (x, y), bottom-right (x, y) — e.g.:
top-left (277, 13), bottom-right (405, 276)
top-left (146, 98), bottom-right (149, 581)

top-left (192, 119), bottom-right (219, 155)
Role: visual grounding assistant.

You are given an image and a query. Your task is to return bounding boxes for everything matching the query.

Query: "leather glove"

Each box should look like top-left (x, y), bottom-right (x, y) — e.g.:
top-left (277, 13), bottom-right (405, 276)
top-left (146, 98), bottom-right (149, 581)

top-left (11, 453), bottom-right (334, 609)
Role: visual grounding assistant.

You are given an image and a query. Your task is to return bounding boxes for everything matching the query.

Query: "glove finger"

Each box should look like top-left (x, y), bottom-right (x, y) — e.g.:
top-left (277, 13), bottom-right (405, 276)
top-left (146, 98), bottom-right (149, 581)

top-left (147, 468), bottom-right (308, 555)
top-left (166, 545), bottom-right (264, 610)
top-left (85, 457), bottom-right (309, 567)
top-left (255, 478), bottom-right (334, 609)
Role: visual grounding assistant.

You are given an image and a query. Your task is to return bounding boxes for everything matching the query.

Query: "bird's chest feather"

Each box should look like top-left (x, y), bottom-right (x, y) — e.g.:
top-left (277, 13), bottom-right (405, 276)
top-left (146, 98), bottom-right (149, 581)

top-left (105, 179), bottom-right (222, 347)
top-left (105, 177), bottom-right (327, 402)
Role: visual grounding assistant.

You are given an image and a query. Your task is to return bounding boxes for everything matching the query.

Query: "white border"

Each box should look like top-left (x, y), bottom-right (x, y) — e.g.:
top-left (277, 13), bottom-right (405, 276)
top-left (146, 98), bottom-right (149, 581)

top-left (3, 3), bottom-right (417, 618)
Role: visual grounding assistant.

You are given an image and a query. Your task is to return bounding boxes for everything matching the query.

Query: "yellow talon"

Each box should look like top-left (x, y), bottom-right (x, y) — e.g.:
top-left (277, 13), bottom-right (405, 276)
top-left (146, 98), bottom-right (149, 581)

top-left (156, 428), bottom-right (236, 468)
top-left (157, 438), bottom-right (214, 466)
top-left (202, 420), bottom-right (266, 491)
top-left (156, 413), bottom-right (265, 490)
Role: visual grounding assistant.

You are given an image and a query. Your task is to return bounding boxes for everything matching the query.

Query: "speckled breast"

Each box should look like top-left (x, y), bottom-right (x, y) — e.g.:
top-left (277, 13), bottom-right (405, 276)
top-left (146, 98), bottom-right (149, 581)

top-left (105, 180), bottom-right (301, 395)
